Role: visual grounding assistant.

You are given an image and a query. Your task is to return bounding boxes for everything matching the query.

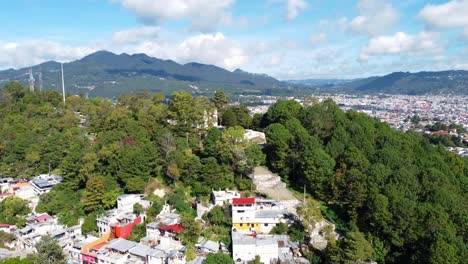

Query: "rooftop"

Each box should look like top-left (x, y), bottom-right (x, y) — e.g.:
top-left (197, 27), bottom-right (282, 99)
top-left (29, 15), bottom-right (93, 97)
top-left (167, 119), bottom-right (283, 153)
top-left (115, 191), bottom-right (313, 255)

top-left (108, 238), bottom-right (138, 253)
top-left (232, 197), bottom-right (255, 205)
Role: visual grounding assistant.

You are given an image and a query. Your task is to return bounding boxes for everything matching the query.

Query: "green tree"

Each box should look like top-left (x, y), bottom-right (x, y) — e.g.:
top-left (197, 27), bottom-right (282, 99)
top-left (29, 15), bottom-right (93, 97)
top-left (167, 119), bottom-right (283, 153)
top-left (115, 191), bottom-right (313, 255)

top-left (203, 127), bottom-right (222, 158)
top-left (270, 222), bottom-right (287, 234)
top-left (204, 252), bottom-right (234, 264)
top-left (264, 100), bottom-right (301, 125)
top-left (168, 90), bottom-right (195, 132)
top-left (81, 213), bottom-right (98, 235)
top-left (213, 90), bottom-right (228, 110)
top-left (83, 176), bottom-right (105, 213)
top-left (28, 236), bottom-right (66, 264)
top-left (341, 232), bottom-right (374, 264)
top-left (202, 206), bottom-right (230, 227)
top-left (221, 108), bottom-right (237, 127)
top-left (179, 216), bottom-right (201, 245)
top-left (0, 196), bottom-right (31, 226)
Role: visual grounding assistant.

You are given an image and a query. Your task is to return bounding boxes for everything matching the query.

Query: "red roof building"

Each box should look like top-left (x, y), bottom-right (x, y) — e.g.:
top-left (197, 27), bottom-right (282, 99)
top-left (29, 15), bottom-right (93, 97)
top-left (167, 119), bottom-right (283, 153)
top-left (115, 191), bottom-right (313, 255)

top-left (159, 224), bottom-right (184, 233)
top-left (35, 214), bottom-right (53, 223)
top-left (232, 197), bottom-right (255, 205)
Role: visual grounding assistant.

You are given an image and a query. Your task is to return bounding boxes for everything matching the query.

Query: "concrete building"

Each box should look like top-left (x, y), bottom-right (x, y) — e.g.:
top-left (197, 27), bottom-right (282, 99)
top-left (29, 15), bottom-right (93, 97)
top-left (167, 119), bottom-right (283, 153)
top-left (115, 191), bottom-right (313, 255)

top-left (232, 232), bottom-right (278, 264)
top-left (232, 232), bottom-right (308, 264)
top-left (30, 174), bottom-right (62, 195)
top-left (117, 194), bottom-right (152, 212)
top-left (212, 189), bottom-right (240, 206)
top-left (231, 198), bottom-right (292, 234)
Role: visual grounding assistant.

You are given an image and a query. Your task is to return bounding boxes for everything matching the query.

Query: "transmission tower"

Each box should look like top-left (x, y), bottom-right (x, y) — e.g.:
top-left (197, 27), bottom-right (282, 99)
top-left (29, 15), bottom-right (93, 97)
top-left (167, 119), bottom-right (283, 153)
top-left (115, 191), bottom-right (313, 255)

top-left (38, 66), bottom-right (43, 92)
top-left (28, 68), bottom-right (35, 92)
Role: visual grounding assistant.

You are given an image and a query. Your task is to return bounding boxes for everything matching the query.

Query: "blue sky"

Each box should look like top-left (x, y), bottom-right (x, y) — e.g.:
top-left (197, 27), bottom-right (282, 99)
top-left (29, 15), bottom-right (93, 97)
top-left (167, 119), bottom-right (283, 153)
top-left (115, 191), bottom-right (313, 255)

top-left (0, 0), bottom-right (467, 79)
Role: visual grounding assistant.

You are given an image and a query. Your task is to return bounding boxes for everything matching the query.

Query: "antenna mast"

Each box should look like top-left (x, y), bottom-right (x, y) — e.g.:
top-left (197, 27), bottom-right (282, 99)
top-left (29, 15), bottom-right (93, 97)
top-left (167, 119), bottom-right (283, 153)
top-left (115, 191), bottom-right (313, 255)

top-left (38, 66), bottom-right (43, 92)
top-left (61, 63), bottom-right (66, 104)
top-left (28, 68), bottom-right (35, 92)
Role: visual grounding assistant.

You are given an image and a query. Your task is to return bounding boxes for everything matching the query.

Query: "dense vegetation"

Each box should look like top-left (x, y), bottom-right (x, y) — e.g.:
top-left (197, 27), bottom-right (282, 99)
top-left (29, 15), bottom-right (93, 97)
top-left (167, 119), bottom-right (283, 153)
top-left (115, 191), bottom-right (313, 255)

top-left (1, 82), bottom-right (466, 263)
top-left (0, 83), bottom-right (264, 228)
top-left (261, 99), bottom-right (467, 263)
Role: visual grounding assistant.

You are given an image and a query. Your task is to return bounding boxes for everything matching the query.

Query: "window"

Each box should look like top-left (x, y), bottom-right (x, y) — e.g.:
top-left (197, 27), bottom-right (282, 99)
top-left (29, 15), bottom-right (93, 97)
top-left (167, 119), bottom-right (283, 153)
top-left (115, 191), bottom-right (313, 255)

top-left (251, 224), bottom-right (255, 227)
top-left (240, 224), bottom-right (243, 227)
top-left (237, 210), bottom-right (245, 213)
top-left (264, 224), bottom-right (268, 227)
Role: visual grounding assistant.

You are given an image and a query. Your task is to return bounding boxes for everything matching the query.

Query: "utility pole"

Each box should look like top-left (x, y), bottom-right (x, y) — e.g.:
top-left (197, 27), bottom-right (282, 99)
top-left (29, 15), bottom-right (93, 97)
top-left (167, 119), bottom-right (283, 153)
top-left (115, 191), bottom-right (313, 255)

top-left (61, 63), bottom-right (66, 105)
top-left (38, 66), bottom-right (43, 92)
top-left (28, 68), bottom-right (35, 92)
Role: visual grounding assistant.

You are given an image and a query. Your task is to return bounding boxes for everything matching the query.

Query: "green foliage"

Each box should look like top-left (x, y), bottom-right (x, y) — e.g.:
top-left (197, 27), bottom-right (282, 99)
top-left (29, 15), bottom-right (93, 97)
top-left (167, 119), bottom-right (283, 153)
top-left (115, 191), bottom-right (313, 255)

top-left (0, 196), bottom-right (31, 226)
top-left (264, 99), bottom-right (301, 125)
top-left (270, 223), bottom-right (288, 235)
top-left (0, 231), bottom-right (15, 249)
top-left (202, 206), bottom-right (231, 227)
top-left (213, 91), bottom-right (228, 110)
top-left (178, 216), bottom-right (201, 245)
top-left (83, 176), bottom-right (106, 213)
top-left (204, 252), bottom-right (234, 264)
top-left (341, 232), bottom-right (374, 263)
top-left (167, 187), bottom-right (196, 217)
top-left (128, 223), bottom-right (146, 242)
top-left (28, 236), bottom-right (66, 264)
top-left (133, 203), bottom-right (144, 214)
top-left (81, 213), bottom-right (98, 235)
top-left (262, 99), bottom-right (468, 263)
top-left (0, 257), bottom-right (31, 264)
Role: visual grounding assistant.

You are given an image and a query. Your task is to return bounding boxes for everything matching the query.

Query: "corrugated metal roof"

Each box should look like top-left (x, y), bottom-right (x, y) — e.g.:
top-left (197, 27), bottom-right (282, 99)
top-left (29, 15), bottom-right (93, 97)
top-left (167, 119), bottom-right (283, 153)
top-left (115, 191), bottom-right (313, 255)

top-left (108, 239), bottom-right (138, 253)
top-left (130, 244), bottom-right (151, 258)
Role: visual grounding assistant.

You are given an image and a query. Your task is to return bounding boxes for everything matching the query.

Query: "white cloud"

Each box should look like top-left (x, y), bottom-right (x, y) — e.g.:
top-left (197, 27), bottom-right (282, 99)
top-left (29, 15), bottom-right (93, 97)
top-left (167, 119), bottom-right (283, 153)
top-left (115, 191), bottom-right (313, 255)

top-left (132, 32), bottom-right (248, 69)
top-left (309, 32), bottom-right (327, 45)
top-left (112, 0), bottom-right (234, 32)
top-left (0, 40), bottom-right (97, 69)
top-left (419, 0), bottom-right (468, 28)
top-left (283, 0), bottom-right (308, 20)
top-left (349, 0), bottom-right (398, 36)
top-left (419, 0), bottom-right (468, 38)
top-left (360, 31), bottom-right (441, 61)
top-left (112, 26), bottom-right (160, 45)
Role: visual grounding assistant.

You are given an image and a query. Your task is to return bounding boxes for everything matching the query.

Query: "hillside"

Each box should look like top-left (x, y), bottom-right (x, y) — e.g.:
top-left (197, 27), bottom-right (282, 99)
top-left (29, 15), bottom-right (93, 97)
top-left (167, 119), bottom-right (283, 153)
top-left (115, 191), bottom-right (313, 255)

top-left (294, 70), bottom-right (468, 95)
top-left (0, 51), bottom-right (296, 98)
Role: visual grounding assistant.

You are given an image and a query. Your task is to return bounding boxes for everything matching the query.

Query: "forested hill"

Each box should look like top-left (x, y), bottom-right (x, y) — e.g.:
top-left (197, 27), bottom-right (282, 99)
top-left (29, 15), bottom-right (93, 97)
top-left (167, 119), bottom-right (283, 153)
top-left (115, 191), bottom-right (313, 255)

top-left (0, 50), bottom-right (293, 98)
top-left (0, 83), bottom-right (466, 263)
top-left (261, 100), bottom-right (467, 263)
top-left (305, 70), bottom-right (468, 95)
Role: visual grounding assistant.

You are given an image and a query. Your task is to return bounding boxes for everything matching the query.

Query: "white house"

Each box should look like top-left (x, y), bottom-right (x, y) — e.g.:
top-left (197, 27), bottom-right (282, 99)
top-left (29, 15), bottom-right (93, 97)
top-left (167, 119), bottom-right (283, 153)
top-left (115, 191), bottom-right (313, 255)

top-left (232, 198), bottom-right (292, 234)
top-left (232, 232), bottom-right (278, 264)
top-left (212, 189), bottom-right (240, 206)
top-left (117, 194), bottom-right (152, 212)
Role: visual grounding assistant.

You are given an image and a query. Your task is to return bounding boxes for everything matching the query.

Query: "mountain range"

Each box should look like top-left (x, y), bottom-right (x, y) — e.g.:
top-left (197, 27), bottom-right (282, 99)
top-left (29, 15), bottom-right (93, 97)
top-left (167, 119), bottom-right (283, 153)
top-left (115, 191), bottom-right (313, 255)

top-left (0, 50), bottom-right (467, 97)
top-left (289, 71), bottom-right (468, 95)
top-left (0, 50), bottom-right (293, 98)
